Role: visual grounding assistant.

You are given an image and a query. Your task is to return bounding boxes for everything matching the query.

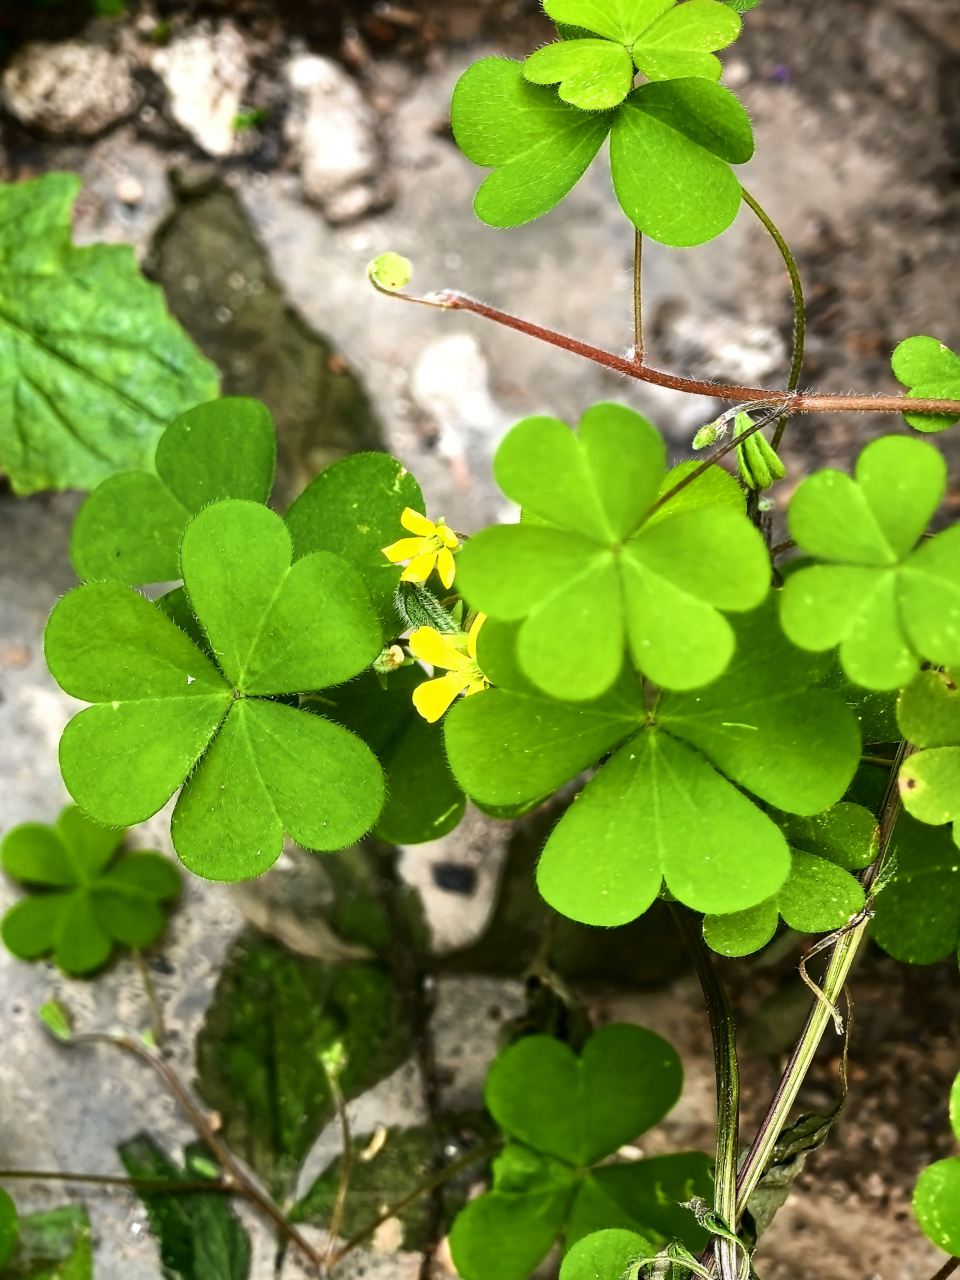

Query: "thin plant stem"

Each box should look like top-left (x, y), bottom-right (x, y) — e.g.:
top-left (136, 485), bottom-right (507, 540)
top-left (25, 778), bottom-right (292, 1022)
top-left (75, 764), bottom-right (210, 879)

top-left (634, 228), bottom-right (643, 362)
top-left (740, 189), bottom-right (805, 451)
top-left (370, 279), bottom-right (960, 418)
top-left (68, 1030), bottom-right (327, 1274)
top-left (929, 1257), bottom-right (960, 1280)
top-left (0, 1169), bottom-right (231, 1193)
top-left (734, 741), bottom-right (913, 1217)
top-left (331, 1139), bottom-right (503, 1264)
top-left (322, 1065), bottom-right (352, 1265)
top-left (669, 904), bottom-right (740, 1280)
top-left (133, 949), bottom-right (165, 1048)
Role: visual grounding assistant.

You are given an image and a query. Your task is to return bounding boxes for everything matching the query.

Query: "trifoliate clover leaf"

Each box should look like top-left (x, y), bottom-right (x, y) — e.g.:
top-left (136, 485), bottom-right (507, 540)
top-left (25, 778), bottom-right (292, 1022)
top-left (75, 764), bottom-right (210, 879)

top-left (703, 847), bottom-right (866, 957)
top-left (285, 452), bottom-right (426, 633)
top-left (449, 1025), bottom-right (713, 1280)
top-left (451, 60), bottom-right (753, 246)
top-left (892, 335), bottom-right (960, 433)
top-left (870, 811), bottom-right (960, 965)
top-left (447, 602), bottom-right (859, 925)
top-left (779, 435), bottom-right (960, 689)
top-left (527, 0), bottom-right (741, 107)
top-left (71, 398), bottom-right (276, 586)
top-left (455, 404), bottom-right (769, 702)
top-left (46, 501), bottom-right (385, 881)
top-left (913, 1072), bottom-right (960, 1255)
top-left (317, 666), bottom-right (466, 845)
top-left (0, 805), bottom-right (180, 975)
top-left (0, 173), bottom-right (219, 496)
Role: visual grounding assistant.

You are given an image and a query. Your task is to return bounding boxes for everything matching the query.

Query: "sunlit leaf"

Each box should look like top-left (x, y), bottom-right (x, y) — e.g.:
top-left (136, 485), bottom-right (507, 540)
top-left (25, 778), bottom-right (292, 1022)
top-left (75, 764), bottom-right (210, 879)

top-left (892, 335), bottom-right (960, 432)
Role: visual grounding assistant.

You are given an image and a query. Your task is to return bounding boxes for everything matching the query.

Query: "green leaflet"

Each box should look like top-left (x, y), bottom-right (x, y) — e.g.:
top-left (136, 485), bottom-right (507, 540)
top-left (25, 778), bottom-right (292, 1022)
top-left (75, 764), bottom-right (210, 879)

top-left (913, 1073), bottom-right (960, 1254)
top-left (778, 802), bottom-right (878, 871)
top-left (451, 60), bottom-right (753, 246)
top-left (0, 1204), bottom-right (92, 1280)
top-left (703, 848), bottom-right (865, 957)
top-left (524, 39), bottom-right (635, 111)
top-left (70, 399), bottom-right (276, 585)
top-left (0, 805), bottom-right (180, 976)
top-left (892, 335), bottom-right (960, 432)
top-left (448, 602), bottom-right (858, 926)
top-left (0, 1188), bottom-right (16, 1272)
top-left (780, 434), bottom-right (960, 689)
top-left (318, 667), bottom-right (466, 845)
top-left (449, 1025), bottom-right (711, 1280)
top-left (559, 1230), bottom-right (654, 1280)
top-left (46, 502), bottom-right (385, 881)
top-left (456, 405), bottom-right (769, 701)
top-left (0, 173), bottom-right (218, 495)
top-left (285, 451), bottom-right (426, 633)
top-left (896, 666), bottom-right (960, 845)
top-left (118, 1136), bottom-right (250, 1280)
top-left (194, 935), bottom-right (411, 1198)
top-left (870, 811), bottom-right (960, 964)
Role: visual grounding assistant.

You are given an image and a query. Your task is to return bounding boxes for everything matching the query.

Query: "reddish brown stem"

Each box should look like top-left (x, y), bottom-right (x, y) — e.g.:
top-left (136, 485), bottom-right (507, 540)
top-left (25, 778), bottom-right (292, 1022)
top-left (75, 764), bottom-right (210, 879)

top-left (419, 290), bottom-right (960, 418)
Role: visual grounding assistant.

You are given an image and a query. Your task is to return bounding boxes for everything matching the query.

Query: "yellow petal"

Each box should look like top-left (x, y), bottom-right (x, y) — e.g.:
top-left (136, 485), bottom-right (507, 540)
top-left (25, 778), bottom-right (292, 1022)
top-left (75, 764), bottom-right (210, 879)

top-left (437, 524), bottom-right (460, 550)
top-left (401, 507), bottom-right (437, 537)
top-left (382, 537), bottom-right (426, 563)
top-left (401, 548), bottom-right (438, 583)
top-left (412, 672), bottom-right (471, 723)
top-left (437, 546), bottom-right (456, 589)
top-left (408, 626), bottom-right (468, 671)
top-left (464, 673), bottom-right (489, 697)
top-left (467, 612), bottom-right (486, 661)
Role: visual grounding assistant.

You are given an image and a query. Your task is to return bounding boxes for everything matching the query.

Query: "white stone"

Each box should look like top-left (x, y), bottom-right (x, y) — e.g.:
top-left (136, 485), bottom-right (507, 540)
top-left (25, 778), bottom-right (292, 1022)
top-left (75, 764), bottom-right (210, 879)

top-left (2, 41), bottom-right (141, 135)
top-left (153, 22), bottom-right (249, 158)
top-left (284, 54), bottom-right (380, 219)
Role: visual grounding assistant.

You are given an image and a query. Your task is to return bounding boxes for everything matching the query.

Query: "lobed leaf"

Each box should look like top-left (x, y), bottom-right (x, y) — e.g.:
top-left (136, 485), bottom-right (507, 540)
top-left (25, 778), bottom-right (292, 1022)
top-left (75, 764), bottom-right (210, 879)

top-left (0, 173), bottom-right (219, 495)
top-left (559, 1230), bottom-right (654, 1280)
top-left (898, 667), bottom-right (960, 747)
top-left (524, 39), bottom-right (636, 111)
top-left (565, 1153), bottom-right (714, 1250)
top-left (871, 812), bottom-right (960, 964)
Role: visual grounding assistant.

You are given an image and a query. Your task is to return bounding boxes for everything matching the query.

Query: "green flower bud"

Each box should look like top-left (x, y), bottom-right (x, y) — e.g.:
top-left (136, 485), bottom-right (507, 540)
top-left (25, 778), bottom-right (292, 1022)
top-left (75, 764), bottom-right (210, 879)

top-left (368, 252), bottom-right (412, 292)
top-left (395, 581), bottom-right (460, 633)
top-left (693, 421), bottom-right (721, 450)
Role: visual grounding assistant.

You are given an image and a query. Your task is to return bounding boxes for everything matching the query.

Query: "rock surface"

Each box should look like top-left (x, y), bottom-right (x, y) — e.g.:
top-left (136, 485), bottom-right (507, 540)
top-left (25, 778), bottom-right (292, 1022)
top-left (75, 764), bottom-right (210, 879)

top-left (284, 54), bottom-right (384, 222)
top-left (152, 22), bottom-right (249, 158)
top-left (2, 40), bottom-right (140, 135)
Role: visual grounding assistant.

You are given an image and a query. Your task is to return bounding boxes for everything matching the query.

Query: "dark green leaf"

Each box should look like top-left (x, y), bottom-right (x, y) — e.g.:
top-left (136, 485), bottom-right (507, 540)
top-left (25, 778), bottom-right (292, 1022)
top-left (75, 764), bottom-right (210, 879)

top-left (891, 335), bottom-right (960, 432)
top-left (118, 1135), bottom-right (250, 1280)
top-left (0, 173), bottom-right (219, 495)
top-left (321, 668), bottom-right (466, 844)
top-left (0, 1205), bottom-right (92, 1280)
top-left (871, 811), bottom-right (960, 964)
top-left (777, 851), bottom-right (864, 932)
top-left (194, 935), bottom-right (410, 1197)
top-left (778, 802), bottom-right (878, 870)
top-left (566, 1153), bottom-right (714, 1251)
top-left (285, 452), bottom-right (425, 633)
top-left (702, 900), bottom-right (779, 957)
top-left (741, 1101), bottom-right (844, 1246)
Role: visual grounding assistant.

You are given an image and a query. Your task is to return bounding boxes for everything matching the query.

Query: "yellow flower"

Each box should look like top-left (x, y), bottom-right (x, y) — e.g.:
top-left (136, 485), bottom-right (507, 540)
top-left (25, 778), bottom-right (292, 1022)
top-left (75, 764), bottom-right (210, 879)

top-left (409, 615), bottom-right (489, 723)
top-left (382, 507), bottom-right (459, 589)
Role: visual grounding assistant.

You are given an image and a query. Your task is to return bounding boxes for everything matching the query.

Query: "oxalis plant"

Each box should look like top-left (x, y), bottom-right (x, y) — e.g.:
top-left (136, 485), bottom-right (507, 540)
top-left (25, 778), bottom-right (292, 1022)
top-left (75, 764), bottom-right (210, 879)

top-left (3, 1), bottom-right (960, 1278)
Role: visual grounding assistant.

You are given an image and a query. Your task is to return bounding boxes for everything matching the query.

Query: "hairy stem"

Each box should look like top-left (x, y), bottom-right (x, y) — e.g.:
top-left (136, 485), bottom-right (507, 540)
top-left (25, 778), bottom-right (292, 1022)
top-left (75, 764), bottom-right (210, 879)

top-left (646, 408), bottom-right (783, 518)
top-left (670, 905), bottom-right (740, 1280)
top-left (70, 1031), bottom-right (326, 1273)
top-left (0, 1169), bottom-right (231, 1193)
top-left (735, 742), bottom-right (912, 1216)
top-left (740, 189), bottom-right (805, 451)
top-left (331, 1139), bottom-right (503, 1264)
top-left (634, 228), bottom-right (643, 363)
top-left (377, 286), bottom-right (960, 418)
